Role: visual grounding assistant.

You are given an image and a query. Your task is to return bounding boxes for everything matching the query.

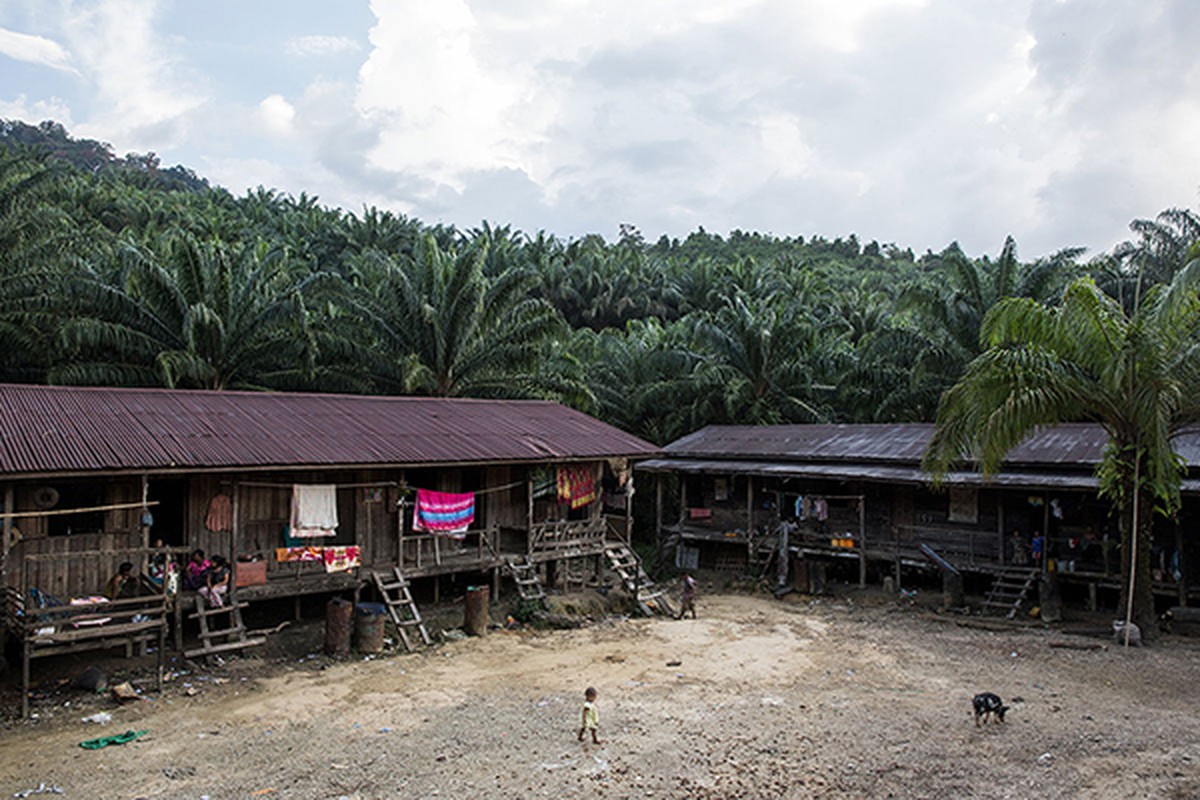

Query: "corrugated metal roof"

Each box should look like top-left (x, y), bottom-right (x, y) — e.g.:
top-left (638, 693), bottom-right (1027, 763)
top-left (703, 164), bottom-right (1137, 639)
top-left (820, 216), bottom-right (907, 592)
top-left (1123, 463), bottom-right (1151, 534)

top-left (651, 423), bottom-right (1200, 493)
top-left (0, 384), bottom-right (660, 477)
top-left (664, 423), bottom-right (1200, 469)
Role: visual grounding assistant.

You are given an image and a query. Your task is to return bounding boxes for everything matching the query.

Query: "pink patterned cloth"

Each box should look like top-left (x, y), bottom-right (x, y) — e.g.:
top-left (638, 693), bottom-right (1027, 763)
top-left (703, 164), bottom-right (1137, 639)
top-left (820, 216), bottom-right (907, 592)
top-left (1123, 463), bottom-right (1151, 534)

top-left (413, 489), bottom-right (475, 537)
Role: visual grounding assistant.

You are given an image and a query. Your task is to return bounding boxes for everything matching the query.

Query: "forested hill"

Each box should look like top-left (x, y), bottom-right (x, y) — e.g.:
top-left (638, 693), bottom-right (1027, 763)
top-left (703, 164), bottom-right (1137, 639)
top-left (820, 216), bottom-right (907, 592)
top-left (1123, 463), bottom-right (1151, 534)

top-left (1, 119), bottom-right (1195, 444)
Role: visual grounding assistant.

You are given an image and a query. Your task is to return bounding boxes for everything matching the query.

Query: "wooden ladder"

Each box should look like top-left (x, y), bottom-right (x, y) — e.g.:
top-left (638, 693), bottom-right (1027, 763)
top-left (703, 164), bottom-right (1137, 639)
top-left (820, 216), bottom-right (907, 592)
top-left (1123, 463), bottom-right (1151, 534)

top-left (982, 567), bottom-right (1038, 619)
top-left (371, 568), bottom-right (432, 652)
top-left (752, 533), bottom-right (780, 580)
top-left (504, 557), bottom-right (548, 606)
top-left (184, 600), bottom-right (264, 660)
top-left (604, 544), bottom-right (674, 617)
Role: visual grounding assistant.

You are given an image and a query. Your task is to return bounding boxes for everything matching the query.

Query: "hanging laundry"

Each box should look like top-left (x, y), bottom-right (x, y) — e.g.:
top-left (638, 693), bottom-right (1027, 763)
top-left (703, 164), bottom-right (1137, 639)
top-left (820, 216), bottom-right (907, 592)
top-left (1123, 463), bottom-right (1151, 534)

top-left (323, 545), bottom-right (361, 573)
top-left (557, 464), bottom-right (597, 509)
top-left (413, 489), bottom-right (475, 537)
top-left (794, 495), bottom-right (805, 519)
top-left (205, 494), bottom-right (233, 533)
top-left (1050, 498), bottom-right (1063, 519)
top-left (813, 497), bottom-right (829, 522)
top-left (800, 497), bottom-right (812, 520)
top-left (276, 546), bottom-right (324, 563)
top-left (290, 485), bottom-right (338, 538)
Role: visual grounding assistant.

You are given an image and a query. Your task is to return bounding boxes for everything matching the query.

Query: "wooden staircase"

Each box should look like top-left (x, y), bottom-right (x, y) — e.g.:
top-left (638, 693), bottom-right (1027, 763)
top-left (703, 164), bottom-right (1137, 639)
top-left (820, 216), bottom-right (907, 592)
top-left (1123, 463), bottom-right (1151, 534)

top-left (371, 568), bottom-right (432, 652)
top-left (751, 533), bottom-right (780, 580)
top-left (184, 599), bottom-right (264, 660)
top-left (604, 544), bottom-right (675, 617)
top-left (982, 567), bottom-right (1038, 619)
top-left (504, 556), bottom-right (548, 606)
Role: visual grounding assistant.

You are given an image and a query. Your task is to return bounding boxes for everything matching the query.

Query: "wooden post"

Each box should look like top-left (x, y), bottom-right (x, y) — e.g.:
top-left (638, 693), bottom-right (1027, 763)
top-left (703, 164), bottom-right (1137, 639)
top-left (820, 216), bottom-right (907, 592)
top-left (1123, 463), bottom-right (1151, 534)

top-left (624, 480), bottom-right (633, 547)
top-left (2, 484), bottom-right (13, 618)
top-left (140, 475), bottom-right (150, 548)
top-left (397, 482), bottom-right (405, 569)
top-left (1175, 520), bottom-right (1187, 607)
top-left (1042, 497), bottom-right (1051, 574)
top-left (655, 474), bottom-right (664, 562)
top-left (997, 498), bottom-right (1006, 566)
top-left (746, 476), bottom-right (754, 534)
top-left (858, 495), bottom-right (867, 588)
top-left (527, 474), bottom-right (535, 558)
top-left (230, 482), bottom-right (241, 606)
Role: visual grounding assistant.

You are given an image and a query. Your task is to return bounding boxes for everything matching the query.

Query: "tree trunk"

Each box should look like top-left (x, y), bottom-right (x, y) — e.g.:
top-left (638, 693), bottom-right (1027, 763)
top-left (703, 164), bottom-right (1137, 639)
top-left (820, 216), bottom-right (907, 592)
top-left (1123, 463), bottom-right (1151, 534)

top-left (1118, 488), bottom-right (1158, 642)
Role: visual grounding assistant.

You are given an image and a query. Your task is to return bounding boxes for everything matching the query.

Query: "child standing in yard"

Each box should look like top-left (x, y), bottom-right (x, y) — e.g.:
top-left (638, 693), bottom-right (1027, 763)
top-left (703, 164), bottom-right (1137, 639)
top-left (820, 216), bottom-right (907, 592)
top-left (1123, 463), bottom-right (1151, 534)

top-left (677, 573), bottom-right (698, 619)
top-left (578, 687), bottom-right (600, 744)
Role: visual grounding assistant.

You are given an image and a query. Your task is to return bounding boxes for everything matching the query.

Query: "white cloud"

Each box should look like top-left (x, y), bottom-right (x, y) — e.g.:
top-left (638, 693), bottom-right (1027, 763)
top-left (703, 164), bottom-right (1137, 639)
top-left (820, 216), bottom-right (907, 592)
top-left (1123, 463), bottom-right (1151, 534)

top-left (59, 0), bottom-right (208, 152)
top-left (4, 0), bottom-right (1197, 258)
top-left (0, 26), bottom-right (76, 73)
top-left (285, 35), bottom-right (361, 58)
top-left (0, 94), bottom-right (74, 127)
top-left (258, 94), bottom-right (296, 136)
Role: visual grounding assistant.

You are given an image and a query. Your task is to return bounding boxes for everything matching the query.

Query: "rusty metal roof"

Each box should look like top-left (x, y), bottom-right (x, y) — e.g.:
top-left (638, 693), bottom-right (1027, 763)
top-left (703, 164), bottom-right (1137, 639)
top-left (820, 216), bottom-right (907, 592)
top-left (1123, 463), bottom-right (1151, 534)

top-left (652, 423), bottom-right (1200, 490)
top-left (0, 384), bottom-right (659, 477)
top-left (664, 423), bottom-right (1124, 467)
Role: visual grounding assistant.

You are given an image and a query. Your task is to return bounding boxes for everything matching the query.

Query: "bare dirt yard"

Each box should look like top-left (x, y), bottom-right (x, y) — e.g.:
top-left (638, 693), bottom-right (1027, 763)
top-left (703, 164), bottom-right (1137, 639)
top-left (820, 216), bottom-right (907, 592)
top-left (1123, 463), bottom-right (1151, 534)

top-left (3, 588), bottom-right (1200, 799)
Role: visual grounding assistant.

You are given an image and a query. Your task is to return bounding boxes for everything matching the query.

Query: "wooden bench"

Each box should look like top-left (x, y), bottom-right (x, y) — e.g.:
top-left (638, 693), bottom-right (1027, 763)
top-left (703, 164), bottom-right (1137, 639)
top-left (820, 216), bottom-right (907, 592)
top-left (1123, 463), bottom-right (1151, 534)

top-left (14, 591), bottom-right (167, 718)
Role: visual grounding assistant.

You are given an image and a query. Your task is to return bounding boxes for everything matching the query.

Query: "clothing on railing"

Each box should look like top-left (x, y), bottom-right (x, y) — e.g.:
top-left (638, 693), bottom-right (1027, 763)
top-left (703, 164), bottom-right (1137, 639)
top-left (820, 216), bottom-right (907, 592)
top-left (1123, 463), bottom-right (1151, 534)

top-left (413, 489), bottom-right (475, 537)
top-left (323, 545), bottom-right (361, 573)
top-left (276, 546), bottom-right (324, 562)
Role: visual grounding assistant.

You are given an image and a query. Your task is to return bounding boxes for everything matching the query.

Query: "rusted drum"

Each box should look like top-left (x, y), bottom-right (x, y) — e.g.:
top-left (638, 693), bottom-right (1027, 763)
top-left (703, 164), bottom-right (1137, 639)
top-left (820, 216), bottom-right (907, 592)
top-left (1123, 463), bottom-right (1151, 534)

top-left (324, 597), bottom-right (353, 656)
top-left (354, 602), bottom-right (387, 653)
top-left (464, 585), bottom-right (490, 636)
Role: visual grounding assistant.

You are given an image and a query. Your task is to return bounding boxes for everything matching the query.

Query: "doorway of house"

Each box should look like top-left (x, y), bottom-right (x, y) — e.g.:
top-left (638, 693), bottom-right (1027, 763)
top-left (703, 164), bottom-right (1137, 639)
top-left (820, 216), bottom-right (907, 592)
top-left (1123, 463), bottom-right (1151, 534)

top-left (148, 478), bottom-right (187, 546)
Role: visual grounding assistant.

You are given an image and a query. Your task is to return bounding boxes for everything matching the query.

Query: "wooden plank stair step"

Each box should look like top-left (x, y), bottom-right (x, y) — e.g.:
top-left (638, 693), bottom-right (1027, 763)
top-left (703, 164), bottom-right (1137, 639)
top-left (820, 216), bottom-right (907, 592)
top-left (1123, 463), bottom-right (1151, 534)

top-left (187, 603), bottom-right (249, 620)
top-left (983, 568), bottom-right (1037, 620)
top-left (603, 544), bottom-right (674, 618)
top-left (184, 637), bottom-right (267, 659)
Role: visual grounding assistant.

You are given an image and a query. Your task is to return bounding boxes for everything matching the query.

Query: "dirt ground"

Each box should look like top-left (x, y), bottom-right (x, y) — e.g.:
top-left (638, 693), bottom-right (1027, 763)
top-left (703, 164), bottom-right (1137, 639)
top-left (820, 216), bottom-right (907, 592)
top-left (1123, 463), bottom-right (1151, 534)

top-left (3, 586), bottom-right (1200, 800)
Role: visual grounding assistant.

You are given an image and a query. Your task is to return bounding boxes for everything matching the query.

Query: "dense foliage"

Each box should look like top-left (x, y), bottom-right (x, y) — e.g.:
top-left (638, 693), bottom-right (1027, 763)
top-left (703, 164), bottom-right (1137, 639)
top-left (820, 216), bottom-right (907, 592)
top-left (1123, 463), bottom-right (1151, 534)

top-left (1, 120), bottom-right (1196, 449)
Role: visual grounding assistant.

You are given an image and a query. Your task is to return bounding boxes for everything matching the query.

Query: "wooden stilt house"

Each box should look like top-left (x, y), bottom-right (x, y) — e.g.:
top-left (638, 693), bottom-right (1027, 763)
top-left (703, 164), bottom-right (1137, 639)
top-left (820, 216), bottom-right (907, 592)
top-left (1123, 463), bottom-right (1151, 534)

top-left (640, 424), bottom-right (1200, 610)
top-left (1, 384), bottom-right (658, 687)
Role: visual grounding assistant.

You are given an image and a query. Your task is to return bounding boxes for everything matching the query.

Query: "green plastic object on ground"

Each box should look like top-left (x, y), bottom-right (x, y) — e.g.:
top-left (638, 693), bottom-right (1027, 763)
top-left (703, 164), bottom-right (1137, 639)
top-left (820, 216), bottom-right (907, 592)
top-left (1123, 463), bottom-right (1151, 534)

top-left (79, 729), bottom-right (148, 749)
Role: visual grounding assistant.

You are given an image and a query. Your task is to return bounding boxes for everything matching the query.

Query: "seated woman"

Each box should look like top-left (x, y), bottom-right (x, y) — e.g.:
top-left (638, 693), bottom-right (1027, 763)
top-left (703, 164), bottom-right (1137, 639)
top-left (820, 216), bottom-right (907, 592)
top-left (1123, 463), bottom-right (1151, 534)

top-left (198, 554), bottom-right (230, 608)
top-left (183, 549), bottom-right (211, 592)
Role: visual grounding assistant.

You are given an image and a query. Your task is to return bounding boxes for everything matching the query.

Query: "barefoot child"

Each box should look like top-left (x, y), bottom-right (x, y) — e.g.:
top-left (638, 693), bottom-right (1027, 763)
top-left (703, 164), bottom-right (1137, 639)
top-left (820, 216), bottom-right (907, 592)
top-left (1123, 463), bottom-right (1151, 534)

top-left (677, 573), bottom-right (697, 619)
top-left (577, 687), bottom-right (600, 744)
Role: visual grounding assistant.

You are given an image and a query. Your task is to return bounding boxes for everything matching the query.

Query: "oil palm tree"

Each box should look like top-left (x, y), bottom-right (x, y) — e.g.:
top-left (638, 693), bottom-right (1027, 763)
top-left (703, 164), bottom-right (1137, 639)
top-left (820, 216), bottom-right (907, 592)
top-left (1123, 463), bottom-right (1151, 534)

top-left (691, 291), bottom-right (835, 425)
top-left (924, 263), bottom-right (1200, 638)
top-left (349, 234), bottom-right (565, 398)
top-left (904, 238), bottom-right (1083, 398)
top-left (53, 232), bottom-right (334, 390)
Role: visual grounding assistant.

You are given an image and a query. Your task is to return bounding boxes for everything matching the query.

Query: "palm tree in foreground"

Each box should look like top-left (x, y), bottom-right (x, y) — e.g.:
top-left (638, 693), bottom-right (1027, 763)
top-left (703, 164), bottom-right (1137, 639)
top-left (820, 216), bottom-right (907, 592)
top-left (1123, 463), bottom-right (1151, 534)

top-left (923, 264), bottom-right (1200, 639)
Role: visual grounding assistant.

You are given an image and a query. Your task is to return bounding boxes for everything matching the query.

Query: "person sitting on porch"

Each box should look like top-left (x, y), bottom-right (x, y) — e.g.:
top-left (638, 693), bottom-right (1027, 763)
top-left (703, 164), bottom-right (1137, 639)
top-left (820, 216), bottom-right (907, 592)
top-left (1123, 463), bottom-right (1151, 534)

top-left (105, 562), bottom-right (138, 600)
top-left (1008, 531), bottom-right (1029, 566)
top-left (198, 554), bottom-right (230, 608)
top-left (183, 549), bottom-right (211, 592)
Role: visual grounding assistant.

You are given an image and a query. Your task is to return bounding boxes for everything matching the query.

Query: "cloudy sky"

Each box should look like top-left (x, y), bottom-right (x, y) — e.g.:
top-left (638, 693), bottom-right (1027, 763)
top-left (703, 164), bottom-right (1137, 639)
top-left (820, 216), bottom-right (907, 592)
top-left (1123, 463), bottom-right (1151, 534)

top-left (1, 1), bottom-right (1197, 258)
